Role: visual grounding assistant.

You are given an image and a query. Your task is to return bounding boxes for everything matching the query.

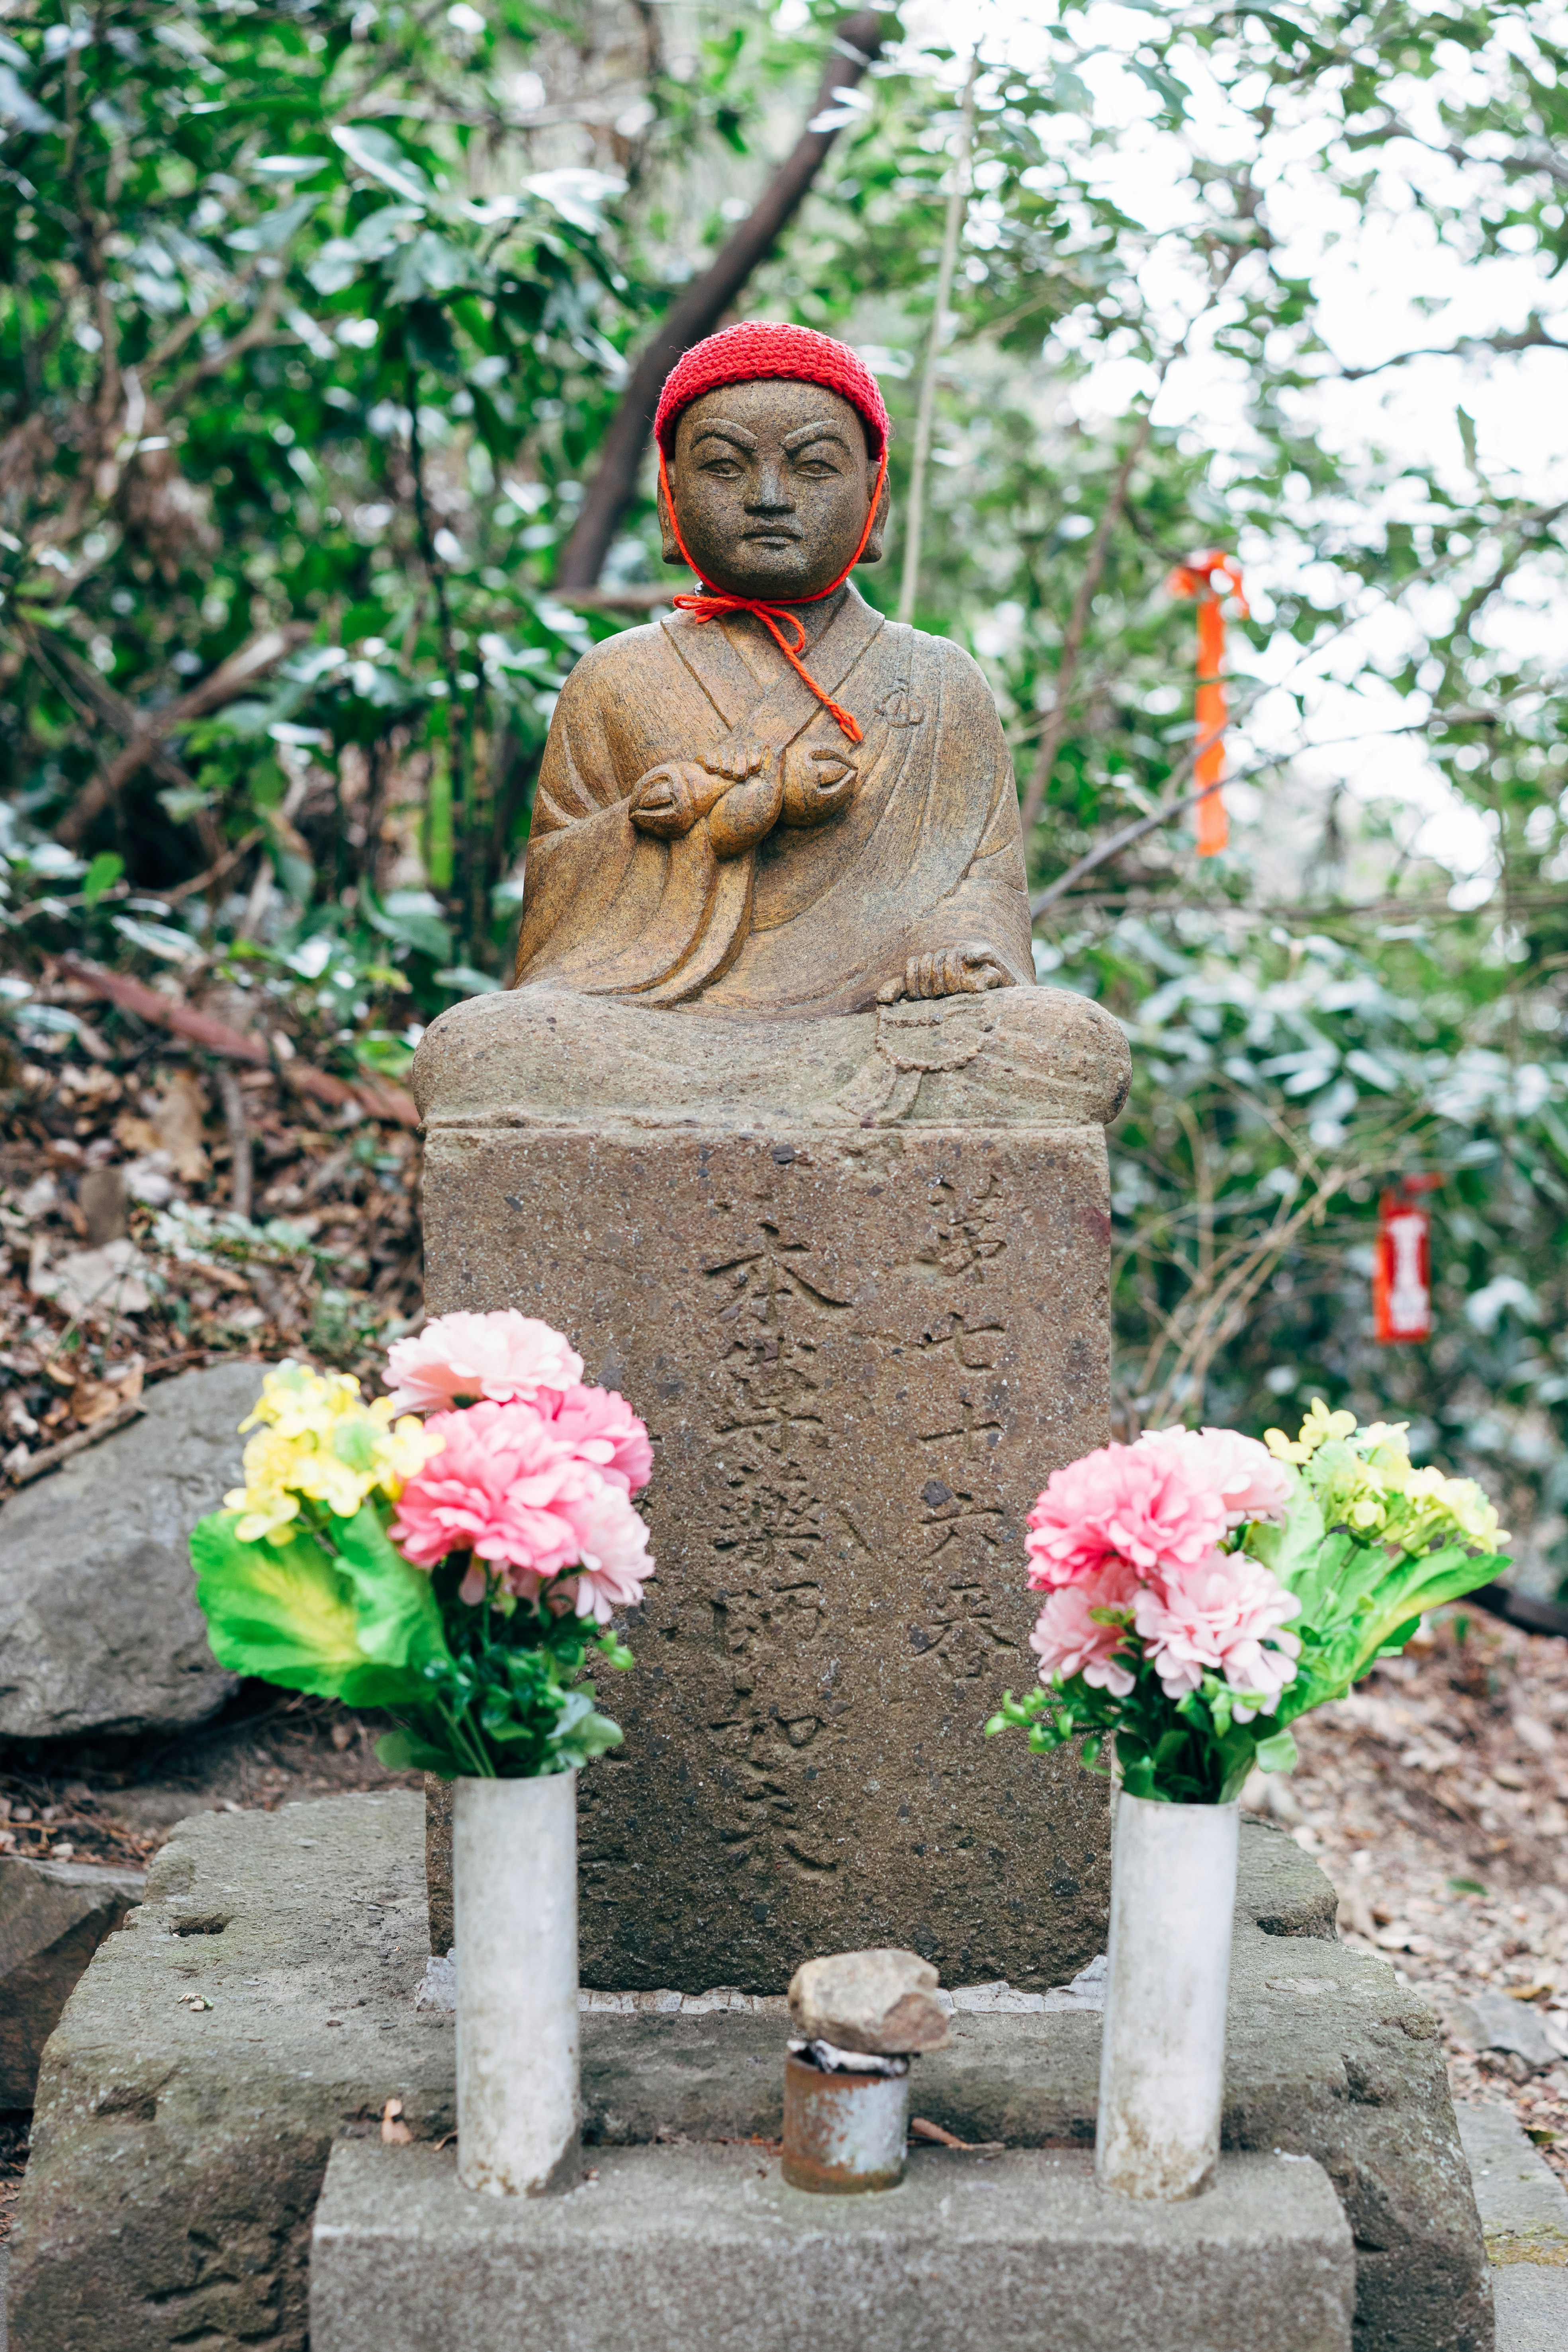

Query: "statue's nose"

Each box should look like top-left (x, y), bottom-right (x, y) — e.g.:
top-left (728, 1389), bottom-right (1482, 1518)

top-left (744, 460), bottom-right (795, 512)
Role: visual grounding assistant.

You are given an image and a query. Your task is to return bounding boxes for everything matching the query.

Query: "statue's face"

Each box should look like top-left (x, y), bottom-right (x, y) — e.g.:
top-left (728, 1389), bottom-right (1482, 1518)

top-left (662, 379), bottom-right (887, 599)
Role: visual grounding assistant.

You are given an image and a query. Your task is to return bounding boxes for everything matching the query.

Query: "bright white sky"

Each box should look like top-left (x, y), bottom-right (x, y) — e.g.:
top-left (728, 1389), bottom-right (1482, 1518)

top-left (873, 1), bottom-right (1568, 896)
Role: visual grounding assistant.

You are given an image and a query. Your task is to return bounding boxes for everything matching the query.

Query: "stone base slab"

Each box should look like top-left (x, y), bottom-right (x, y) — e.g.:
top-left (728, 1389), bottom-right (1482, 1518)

top-left (311, 2139), bottom-right (1355, 2352)
top-left (9, 1794), bottom-right (1489, 2352)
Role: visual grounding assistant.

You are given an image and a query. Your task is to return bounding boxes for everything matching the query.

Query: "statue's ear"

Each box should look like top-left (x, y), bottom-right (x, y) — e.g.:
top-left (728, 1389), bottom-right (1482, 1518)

top-left (657, 472), bottom-right (683, 567)
top-left (859, 460), bottom-right (892, 566)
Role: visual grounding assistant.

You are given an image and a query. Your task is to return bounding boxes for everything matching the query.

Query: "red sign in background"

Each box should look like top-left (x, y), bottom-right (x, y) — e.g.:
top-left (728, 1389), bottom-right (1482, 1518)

top-left (1374, 1178), bottom-right (1442, 1343)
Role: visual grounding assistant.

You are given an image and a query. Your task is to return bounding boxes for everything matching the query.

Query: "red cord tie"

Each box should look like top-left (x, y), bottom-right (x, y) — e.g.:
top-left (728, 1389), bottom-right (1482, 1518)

top-left (658, 447), bottom-right (888, 746)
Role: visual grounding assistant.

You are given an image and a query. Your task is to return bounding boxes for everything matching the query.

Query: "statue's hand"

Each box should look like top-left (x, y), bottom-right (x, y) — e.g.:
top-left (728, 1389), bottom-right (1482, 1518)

top-left (708, 747), bottom-right (784, 859)
top-left (877, 943), bottom-right (1014, 1005)
top-left (700, 736), bottom-right (769, 785)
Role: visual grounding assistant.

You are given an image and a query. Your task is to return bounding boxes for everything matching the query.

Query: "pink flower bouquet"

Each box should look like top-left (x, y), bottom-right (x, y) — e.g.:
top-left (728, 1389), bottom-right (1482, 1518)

top-left (191, 1313), bottom-right (655, 1780)
top-left (989, 1406), bottom-right (1508, 1802)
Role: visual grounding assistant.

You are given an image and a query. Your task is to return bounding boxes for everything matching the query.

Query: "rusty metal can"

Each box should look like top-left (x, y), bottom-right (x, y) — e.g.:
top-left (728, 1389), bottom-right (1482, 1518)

top-left (781, 2053), bottom-right (908, 2194)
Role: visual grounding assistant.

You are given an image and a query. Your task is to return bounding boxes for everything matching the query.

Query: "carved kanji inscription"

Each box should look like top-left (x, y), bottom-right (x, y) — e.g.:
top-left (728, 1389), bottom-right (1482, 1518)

top-left (423, 1123), bottom-right (1114, 1992)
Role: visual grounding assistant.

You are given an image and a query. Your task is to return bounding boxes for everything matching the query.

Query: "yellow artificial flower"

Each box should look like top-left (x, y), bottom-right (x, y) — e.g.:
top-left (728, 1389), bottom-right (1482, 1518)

top-left (240, 1360), bottom-right (364, 1442)
top-left (1315, 1450), bottom-right (1396, 1535)
top-left (1265, 1397), bottom-right (1357, 1465)
top-left (1360, 1423), bottom-right (1413, 1471)
top-left (1398, 1466), bottom-right (1505, 1553)
top-left (225, 1362), bottom-right (444, 1543)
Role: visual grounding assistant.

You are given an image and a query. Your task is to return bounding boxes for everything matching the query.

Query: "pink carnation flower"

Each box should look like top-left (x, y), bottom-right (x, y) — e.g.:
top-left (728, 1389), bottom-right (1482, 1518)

top-left (1025, 1442), bottom-right (1227, 1591)
top-left (1132, 1549), bottom-right (1300, 1720)
top-left (387, 1399), bottom-right (655, 1618)
top-left (388, 1402), bottom-right (585, 1585)
top-left (540, 1382), bottom-right (653, 1496)
top-left (552, 1479), bottom-right (656, 1625)
top-left (1136, 1425), bottom-right (1293, 1528)
top-left (1030, 1560), bottom-right (1140, 1697)
top-left (385, 1311), bottom-right (584, 1414)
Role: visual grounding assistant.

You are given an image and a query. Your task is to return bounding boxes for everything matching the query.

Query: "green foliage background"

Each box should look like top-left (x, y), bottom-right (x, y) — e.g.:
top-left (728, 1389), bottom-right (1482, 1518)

top-left (4, 0), bottom-right (1566, 1587)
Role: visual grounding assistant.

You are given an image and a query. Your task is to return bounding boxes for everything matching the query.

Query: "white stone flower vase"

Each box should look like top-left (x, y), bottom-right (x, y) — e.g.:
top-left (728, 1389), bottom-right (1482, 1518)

top-left (453, 1770), bottom-right (581, 2196)
top-left (1094, 1790), bottom-right (1239, 2201)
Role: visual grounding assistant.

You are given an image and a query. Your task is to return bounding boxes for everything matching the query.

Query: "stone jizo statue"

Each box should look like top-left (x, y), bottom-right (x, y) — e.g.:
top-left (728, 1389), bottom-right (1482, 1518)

top-left (414, 325), bottom-right (1128, 1992)
top-left (515, 324), bottom-right (1032, 1022)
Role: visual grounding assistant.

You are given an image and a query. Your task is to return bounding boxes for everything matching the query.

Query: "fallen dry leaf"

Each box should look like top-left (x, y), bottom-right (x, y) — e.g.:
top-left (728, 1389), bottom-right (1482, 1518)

top-left (154, 1070), bottom-right (211, 1183)
top-left (909, 2116), bottom-right (1005, 2152)
top-left (71, 1357), bottom-right (144, 1426)
top-left (114, 1111), bottom-right (162, 1156)
top-left (29, 1237), bottom-right (153, 1321)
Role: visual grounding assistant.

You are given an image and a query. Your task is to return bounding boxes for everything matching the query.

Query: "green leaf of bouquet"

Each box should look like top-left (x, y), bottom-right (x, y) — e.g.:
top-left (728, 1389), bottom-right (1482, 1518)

top-left (1342, 1546), bottom-right (1509, 1683)
top-left (546, 1687), bottom-right (623, 1767)
top-left (190, 1511), bottom-right (412, 1706)
top-left (329, 1505), bottom-right (452, 1676)
top-left (1246, 1473), bottom-right (1320, 1586)
top-left (376, 1725), bottom-right (468, 1777)
top-left (1284, 1526), bottom-right (1362, 1631)
top-left (1253, 1728), bottom-right (1298, 1774)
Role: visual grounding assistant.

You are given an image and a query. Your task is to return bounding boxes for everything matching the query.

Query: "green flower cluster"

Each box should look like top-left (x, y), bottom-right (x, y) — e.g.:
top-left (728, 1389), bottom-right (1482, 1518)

top-left (1264, 1399), bottom-right (1504, 1557)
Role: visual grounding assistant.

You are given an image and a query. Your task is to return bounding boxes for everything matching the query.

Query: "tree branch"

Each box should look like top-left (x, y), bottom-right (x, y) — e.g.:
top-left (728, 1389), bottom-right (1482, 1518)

top-left (54, 625), bottom-right (311, 846)
top-left (55, 955), bottom-right (419, 1128)
top-left (897, 53), bottom-right (978, 625)
top-left (552, 10), bottom-right (888, 589)
top-left (1333, 318), bottom-right (1568, 381)
top-left (1018, 402), bottom-right (1158, 839)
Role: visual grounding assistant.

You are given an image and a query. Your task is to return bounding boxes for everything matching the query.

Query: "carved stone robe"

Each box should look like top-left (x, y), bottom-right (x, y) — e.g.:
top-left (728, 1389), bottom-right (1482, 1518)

top-left (513, 585), bottom-right (1033, 1019)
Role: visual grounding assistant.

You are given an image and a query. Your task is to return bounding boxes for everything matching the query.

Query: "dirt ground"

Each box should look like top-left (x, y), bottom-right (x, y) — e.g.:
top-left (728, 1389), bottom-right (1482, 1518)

top-left (0, 1025), bottom-right (420, 1499)
top-left (1254, 1608), bottom-right (1568, 2182)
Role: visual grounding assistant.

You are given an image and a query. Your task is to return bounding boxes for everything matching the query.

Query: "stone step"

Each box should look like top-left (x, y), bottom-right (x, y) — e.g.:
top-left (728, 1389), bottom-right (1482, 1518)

top-left (1456, 2102), bottom-right (1568, 2352)
top-left (310, 2139), bottom-right (1355, 2352)
top-left (7, 1793), bottom-right (1488, 2352)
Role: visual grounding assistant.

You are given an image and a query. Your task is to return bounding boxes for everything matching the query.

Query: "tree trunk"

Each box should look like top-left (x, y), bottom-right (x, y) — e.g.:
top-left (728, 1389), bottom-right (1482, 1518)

top-left (553, 10), bottom-right (887, 590)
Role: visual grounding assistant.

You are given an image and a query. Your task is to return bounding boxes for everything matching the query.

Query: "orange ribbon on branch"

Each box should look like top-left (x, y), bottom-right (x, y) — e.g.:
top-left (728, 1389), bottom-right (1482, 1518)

top-left (1168, 550), bottom-right (1248, 857)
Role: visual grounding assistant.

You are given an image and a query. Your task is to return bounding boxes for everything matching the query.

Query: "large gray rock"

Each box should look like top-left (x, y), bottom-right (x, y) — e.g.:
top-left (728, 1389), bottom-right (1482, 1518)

top-left (0, 1360), bottom-right (264, 1738)
top-left (0, 1855), bottom-right (145, 2105)
top-left (310, 2139), bottom-right (1355, 2352)
top-left (8, 1798), bottom-right (1488, 2352)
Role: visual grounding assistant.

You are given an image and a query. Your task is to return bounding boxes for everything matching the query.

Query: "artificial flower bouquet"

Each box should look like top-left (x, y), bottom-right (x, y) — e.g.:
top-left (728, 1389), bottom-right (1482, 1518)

top-left (988, 1402), bottom-right (1508, 1804)
top-left (190, 1311), bottom-right (654, 1779)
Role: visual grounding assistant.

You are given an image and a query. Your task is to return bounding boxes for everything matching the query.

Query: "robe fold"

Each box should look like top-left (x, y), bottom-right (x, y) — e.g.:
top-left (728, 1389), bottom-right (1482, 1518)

top-left (514, 584), bottom-right (1034, 1020)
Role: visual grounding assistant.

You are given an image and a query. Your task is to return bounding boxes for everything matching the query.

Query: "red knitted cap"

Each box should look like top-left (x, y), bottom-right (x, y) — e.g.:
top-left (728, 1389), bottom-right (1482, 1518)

top-left (654, 322), bottom-right (890, 458)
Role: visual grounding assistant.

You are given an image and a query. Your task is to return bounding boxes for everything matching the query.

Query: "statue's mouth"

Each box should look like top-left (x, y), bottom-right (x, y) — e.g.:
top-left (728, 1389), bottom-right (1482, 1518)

top-left (742, 525), bottom-right (804, 544)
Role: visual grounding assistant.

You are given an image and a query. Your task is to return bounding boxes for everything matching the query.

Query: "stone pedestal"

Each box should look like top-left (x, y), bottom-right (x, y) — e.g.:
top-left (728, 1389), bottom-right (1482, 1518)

top-left (311, 2139), bottom-right (1355, 2352)
top-left (418, 1088), bottom-right (1115, 1991)
top-left (8, 1795), bottom-right (1492, 2352)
